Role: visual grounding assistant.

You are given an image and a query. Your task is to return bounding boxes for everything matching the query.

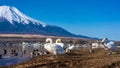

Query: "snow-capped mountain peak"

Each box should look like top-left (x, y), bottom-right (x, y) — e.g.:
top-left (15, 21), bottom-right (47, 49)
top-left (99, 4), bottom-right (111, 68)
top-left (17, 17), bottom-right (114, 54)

top-left (0, 5), bottom-right (91, 39)
top-left (0, 5), bottom-right (47, 27)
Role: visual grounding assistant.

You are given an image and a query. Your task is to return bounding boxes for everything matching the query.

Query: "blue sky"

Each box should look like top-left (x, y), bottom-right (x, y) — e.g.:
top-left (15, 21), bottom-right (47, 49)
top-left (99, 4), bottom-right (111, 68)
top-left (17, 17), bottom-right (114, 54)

top-left (0, 0), bottom-right (120, 40)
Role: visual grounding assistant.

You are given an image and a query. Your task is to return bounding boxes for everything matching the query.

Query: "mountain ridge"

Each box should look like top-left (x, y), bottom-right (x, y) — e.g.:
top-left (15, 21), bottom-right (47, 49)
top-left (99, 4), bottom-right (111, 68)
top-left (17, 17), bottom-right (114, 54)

top-left (0, 5), bottom-right (46, 27)
top-left (0, 5), bottom-right (94, 39)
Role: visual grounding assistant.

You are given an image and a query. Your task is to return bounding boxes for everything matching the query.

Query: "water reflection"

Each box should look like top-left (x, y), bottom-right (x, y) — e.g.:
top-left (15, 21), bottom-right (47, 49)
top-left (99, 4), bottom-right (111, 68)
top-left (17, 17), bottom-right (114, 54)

top-left (0, 56), bottom-right (31, 66)
top-left (0, 42), bottom-right (45, 66)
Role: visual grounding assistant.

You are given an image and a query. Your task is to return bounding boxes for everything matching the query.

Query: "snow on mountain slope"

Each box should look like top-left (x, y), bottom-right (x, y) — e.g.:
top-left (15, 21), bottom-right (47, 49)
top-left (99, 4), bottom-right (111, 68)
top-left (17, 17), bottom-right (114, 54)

top-left (0, 6), bottom-right (47, 27)
top-left (0, 5), bottom-right (93, 39)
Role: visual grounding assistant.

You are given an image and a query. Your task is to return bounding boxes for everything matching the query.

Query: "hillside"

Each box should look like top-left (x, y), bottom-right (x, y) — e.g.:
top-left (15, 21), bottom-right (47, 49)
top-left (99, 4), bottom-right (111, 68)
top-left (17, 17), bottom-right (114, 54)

top-left (0, 5), bottom-right (91, 39)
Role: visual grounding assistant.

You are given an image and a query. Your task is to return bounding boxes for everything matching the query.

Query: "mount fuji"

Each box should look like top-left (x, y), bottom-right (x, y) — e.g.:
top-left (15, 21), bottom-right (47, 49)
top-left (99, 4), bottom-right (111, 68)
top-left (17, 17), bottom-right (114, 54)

top-left (0, 5), bottom-right (91, 39)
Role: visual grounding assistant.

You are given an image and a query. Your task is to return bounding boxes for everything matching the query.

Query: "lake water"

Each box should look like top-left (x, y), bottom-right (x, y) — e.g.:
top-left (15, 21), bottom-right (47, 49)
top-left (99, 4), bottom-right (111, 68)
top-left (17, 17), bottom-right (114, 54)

top-left (0, 56), bottom-right (31, 66)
